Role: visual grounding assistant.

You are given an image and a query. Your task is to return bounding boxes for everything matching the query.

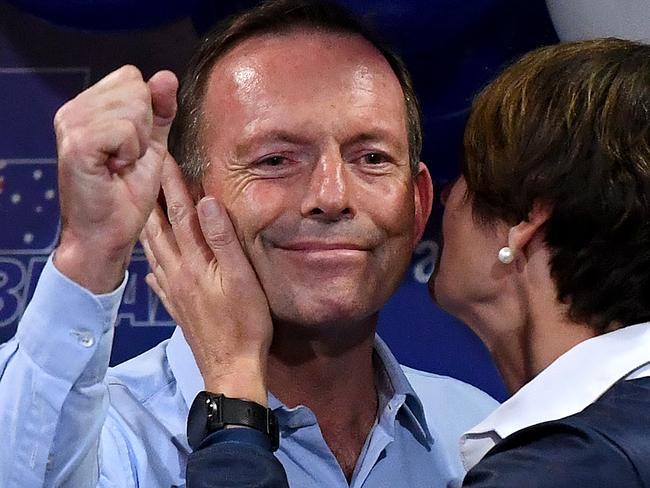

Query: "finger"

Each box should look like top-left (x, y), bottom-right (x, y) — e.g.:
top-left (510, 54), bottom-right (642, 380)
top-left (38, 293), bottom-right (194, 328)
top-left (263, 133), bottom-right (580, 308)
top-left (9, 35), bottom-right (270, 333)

top-left (103, 119), bottom-right (142, 172)
top-left (57, 118), bottom-right (142, 174)
top-left (88, 67), bottom-right (153, 156)
top-left (94, 79), bottom-right (153, 161)
top-left (147, 70), bottom-right (178, 149)
top-left (161, 156), bottom-right (212, 265)
top-left (140, 231), bottom-right (172, 295)
top-left (113, 80), bottom-right (153, 161)
top-left (93, 65), bottom-right (143, 91)
top-left (143, 203), bottom-right (181, 273)
top-left (197, 197), bottom-right (253, 277)
top-left (145, 272), bottom-right (166, 302)
top-left (145, 272), bottom-right (176, 320)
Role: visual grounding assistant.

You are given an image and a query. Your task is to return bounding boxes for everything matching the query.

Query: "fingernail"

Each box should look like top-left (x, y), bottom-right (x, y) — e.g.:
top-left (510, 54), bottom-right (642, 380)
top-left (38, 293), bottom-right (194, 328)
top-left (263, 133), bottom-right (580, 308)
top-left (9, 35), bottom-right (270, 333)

top-left (199, 197), bottom-right (221, 219)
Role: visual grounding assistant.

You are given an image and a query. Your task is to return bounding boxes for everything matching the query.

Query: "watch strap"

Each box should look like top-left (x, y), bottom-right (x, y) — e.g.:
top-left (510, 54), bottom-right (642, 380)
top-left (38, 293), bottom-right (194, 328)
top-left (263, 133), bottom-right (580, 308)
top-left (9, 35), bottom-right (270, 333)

top-left (189, 392), bottom-right (279, 451)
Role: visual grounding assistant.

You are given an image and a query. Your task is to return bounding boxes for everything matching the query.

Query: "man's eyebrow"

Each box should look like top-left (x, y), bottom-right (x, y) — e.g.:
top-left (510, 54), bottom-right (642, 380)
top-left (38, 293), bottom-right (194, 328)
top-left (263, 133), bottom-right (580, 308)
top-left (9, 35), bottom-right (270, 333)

top-left (235, 131), bottom-right (310, 158)
top-left (344, 130), bottom-right (407, 153)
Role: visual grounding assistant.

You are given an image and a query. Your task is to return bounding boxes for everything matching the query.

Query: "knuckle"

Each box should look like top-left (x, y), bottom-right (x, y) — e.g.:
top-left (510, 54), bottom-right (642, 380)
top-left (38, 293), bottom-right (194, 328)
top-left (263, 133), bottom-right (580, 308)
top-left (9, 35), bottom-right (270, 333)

top-left (205, 230), bottom-right (234, 249)
top-left (114, 118), bottom-right (138, 139)
top-left (149, 225), bottom-right (163, 241)
top-left (129, 80), bottom-right (151, 105)
top-left (132, 98), bottom-right (152, 121)
top-left (118, 64), bottom-right (143, 81)
top-left (56, 133), bottom-right (71, 158)
top-left (167, 202), bottom-right (189, 225)
top-left (112, 121), bottom-right (140, 155)
top-left (57, 129), bottom-right (83, 160)
top-left (132, 102), bottom-right (153, 140)
top-left (146, 220), bottom-right (164, 241)
top-left (53, 104), bottom-right (68, 131)
top-left (54, 99), bottom-right (82, 136)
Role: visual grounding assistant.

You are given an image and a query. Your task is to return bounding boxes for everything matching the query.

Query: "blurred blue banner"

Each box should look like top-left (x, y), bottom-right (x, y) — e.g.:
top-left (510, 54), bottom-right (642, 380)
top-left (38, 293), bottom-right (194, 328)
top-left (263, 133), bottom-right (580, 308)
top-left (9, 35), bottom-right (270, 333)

top-left (0, 0), bottom-right (560, 401)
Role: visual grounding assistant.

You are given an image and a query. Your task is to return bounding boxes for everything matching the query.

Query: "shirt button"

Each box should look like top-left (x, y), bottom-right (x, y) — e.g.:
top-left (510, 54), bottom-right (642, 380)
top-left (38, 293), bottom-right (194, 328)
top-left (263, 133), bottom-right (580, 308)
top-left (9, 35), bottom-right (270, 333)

top-left (71, 329), bottom-right (95, 348)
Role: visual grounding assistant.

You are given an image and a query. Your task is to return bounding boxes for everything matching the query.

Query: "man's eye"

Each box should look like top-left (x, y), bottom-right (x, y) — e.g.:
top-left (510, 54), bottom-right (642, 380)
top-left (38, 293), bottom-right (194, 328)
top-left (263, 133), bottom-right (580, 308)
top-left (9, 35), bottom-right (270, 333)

top-left (363, 153), bottom-right (387, 165)
top-left (250, 155), bottom-right (301, 178)
top-left (259, 156), bottom-right (286, 166)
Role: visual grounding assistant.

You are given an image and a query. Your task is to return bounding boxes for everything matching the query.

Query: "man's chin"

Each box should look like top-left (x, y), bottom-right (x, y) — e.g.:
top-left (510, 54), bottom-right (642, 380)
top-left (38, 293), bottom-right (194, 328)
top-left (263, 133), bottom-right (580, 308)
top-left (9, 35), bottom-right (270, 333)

top-left (270, 298), bottom-right (379, 331)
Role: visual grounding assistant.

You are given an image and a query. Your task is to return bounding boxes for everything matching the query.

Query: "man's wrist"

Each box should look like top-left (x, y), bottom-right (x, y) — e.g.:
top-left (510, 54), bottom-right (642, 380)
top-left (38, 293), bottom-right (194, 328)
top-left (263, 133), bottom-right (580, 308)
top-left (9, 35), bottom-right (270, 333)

top-left (54, 239), bottom-right (133, 294)
top-left (203, 376), bottom-right (267, 407)
top-left (202, 359), bottom-right (268, 407)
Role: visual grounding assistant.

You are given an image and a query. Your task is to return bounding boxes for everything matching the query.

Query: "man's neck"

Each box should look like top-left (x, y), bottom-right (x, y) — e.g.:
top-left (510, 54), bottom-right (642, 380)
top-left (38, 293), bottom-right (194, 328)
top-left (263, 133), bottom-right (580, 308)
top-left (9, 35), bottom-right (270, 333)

top-left (267, 316), bottom-right (379, 481)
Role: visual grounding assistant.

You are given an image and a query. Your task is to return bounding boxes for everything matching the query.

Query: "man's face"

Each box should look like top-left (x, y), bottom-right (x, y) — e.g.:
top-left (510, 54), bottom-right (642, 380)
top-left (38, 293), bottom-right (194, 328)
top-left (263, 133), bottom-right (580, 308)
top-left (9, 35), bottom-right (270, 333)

top-left (200, 30), bottom-right (431, 329)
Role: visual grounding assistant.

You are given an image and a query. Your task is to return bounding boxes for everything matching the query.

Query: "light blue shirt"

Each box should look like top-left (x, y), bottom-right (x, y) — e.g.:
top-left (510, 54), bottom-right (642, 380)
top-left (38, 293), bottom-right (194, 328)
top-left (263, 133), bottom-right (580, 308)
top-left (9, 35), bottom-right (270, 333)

top-left (0, 257), bottom-right (497, 487)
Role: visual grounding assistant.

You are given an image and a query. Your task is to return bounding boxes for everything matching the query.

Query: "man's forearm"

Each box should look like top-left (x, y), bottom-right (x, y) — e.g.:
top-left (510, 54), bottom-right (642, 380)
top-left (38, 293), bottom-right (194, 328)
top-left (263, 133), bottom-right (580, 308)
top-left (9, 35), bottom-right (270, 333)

top-left (0, 256), bottom-right (125, 487)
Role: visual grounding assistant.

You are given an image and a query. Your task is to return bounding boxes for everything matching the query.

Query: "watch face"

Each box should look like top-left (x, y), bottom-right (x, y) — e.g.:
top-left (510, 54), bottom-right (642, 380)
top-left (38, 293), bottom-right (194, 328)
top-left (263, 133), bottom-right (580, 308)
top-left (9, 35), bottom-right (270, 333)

top-left (187, 391), bottom-right (211, 450)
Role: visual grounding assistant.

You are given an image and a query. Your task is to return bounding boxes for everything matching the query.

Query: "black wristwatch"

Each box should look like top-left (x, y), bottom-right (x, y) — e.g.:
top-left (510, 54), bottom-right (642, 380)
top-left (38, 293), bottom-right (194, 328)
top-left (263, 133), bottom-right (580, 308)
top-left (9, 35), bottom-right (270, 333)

top-left (187, 391), bottom-right (279, 451)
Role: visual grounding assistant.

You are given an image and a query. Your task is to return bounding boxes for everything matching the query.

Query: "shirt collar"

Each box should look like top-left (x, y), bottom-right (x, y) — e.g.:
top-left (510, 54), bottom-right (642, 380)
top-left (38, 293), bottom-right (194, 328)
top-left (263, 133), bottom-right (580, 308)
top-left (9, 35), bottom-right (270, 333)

top-left (461, 321), bottom-right (650, 470)
top-left (166, 327), bottom-right (432, 440)
top-left (374, 335), bottom-right (433, 443)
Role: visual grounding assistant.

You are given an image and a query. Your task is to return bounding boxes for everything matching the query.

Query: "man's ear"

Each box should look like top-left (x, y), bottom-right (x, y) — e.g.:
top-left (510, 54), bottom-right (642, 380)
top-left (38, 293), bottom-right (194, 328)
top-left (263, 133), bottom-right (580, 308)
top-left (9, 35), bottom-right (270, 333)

top-left (413, 162), bottom-right (434, 245)
top-left (508, 201), bottom-right (552, 254)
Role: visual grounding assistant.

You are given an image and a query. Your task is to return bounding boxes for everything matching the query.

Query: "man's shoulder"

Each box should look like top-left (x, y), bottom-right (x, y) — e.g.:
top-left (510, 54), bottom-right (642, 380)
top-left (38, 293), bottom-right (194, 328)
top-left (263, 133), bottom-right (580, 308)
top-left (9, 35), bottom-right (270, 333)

top-left (402, 365), bottom-right (498, 413)
top-left (401, 365), bottom-right (498, 443)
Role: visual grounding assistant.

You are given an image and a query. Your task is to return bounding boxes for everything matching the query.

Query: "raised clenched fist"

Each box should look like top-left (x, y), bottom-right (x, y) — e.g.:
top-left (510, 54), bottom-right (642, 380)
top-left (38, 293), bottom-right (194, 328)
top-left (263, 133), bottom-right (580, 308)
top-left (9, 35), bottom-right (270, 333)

top-left (53, 65), bottom-right (178, 293)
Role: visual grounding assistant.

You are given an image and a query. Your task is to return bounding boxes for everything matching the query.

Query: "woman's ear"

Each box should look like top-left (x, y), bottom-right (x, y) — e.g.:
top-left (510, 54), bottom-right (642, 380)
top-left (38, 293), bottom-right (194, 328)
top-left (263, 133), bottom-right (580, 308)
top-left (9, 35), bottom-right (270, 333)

top-left (508, 202), bottom-right (552, 254)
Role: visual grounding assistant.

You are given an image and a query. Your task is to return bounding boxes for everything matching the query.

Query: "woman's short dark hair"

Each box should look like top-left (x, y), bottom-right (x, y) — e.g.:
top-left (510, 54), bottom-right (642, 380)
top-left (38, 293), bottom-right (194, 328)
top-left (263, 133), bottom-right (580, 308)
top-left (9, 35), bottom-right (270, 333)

top-left (169, 0), bottom-right (422, 187)
top-left (463, 38), bottom-right (650, 333)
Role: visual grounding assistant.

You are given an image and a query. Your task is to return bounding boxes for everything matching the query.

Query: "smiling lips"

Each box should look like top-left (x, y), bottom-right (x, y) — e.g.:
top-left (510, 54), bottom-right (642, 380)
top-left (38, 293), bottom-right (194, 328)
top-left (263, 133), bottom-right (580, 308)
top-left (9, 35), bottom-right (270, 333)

top-left (275, 241), bottom-right (371, 261)
top-left (279, 241), bottom-right (369, 252)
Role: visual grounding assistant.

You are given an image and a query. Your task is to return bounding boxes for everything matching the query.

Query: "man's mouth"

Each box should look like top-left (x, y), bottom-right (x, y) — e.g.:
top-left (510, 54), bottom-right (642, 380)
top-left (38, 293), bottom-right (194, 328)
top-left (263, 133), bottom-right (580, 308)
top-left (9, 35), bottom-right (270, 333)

top-left (277, 241), bottom-right (369, 252)
top-left (272, 241), bottom-right (372, 263)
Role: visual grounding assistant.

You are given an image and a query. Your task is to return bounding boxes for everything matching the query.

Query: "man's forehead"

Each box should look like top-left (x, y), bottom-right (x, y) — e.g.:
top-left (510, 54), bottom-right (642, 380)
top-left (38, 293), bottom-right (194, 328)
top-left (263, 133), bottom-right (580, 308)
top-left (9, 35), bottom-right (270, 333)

top-left (205, 29), bottom-right (399, 100)
top-left (195, 28), bottom-right (409, 161)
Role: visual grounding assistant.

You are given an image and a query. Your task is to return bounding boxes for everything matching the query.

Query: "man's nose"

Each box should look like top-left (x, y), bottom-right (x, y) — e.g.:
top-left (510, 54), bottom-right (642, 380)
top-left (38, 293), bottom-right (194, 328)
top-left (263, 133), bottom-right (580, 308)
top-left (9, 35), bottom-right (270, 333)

top-left (300, 155), bottom-right (354, 220)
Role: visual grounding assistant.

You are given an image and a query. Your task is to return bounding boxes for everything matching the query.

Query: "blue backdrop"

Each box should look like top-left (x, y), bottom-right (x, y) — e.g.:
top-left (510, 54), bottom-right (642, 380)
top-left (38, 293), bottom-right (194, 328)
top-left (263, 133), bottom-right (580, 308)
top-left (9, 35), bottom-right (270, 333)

top-left (0, 0), bottom-right (560, 402)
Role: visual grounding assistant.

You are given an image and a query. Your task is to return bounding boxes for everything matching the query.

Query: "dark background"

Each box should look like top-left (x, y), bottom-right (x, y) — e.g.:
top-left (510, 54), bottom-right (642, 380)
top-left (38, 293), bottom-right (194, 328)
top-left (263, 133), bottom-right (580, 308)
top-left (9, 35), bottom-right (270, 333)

top-left (2, 0), bottom-right (642, 401)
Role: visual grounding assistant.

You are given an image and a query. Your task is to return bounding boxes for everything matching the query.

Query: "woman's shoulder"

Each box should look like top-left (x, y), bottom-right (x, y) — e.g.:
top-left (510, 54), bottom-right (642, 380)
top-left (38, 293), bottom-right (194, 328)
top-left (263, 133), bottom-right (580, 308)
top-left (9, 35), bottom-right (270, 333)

top-left (463, 378), bottom-right (650, 488)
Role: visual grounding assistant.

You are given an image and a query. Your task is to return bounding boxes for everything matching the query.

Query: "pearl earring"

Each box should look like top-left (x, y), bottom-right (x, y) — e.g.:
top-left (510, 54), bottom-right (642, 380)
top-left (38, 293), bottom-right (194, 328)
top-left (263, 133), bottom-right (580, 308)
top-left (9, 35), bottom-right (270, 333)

top-left (498, 247), bottom-right (514, 264)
